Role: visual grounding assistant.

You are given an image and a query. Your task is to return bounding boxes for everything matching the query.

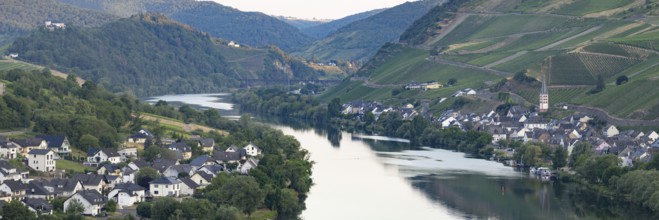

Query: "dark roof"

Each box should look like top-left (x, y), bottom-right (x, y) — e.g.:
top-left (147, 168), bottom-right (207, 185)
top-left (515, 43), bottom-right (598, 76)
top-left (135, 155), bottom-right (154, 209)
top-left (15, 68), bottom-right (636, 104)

top-left (198, 138), bottom-right (214, 147)
top-left (24, 198), bottom-right (53, 212)
top-left (27, 181), bottom-right (52, 196)
top-left (87, 148), bottom-right (102, 157)
top-left (131, 160), bottom-right (149, 169)
top-left (48, 179), bottom-right (80, 193)
top-left (3, 180), bottom-right (26, 191)
top-left (190, 155), bottom-right (213, 167)
top-left (0, 160), bottom-right (17, 172)
top-left (72, 174), bottom-right (104, 186)
top-left (12, 138), bottom-right (44, 147)
top-left (102, 148), bottom-right (120, 157)
top-left (35, 135), bottom-right (66, 148)
top-left (0, 140), bottom-right (19, 149)
top-left (149, 177), bottom-right (180, 185)
top-left (179, 177), bottom-right (199, 189)
top-left (104, 175), bottom-right (120, 183)
top-left (213, 150), bottom-right (245, 162)
top-left (193, 172), bottom-right (213, 182)
top-left (113, 183), bottom-right (144, 194)
top-left (75, 190), bottom-right (106, 205)
top-left (28, 149), bottom-right (52, 155)
top-left (129, 133), bottom-right (149, 139)
top-left (199, 164), bottom-right (224, 174)
top-left (168, 164), bottom-right (193, 174)
top-left (152, 159), bottom-right (176, 173)
top-left (98, 164), bottom-right (119, 172)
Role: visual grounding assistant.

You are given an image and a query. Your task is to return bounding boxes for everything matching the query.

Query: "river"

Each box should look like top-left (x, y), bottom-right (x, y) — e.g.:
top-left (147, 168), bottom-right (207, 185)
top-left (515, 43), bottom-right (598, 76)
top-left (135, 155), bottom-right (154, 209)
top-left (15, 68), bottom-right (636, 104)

top-left (146, 93), bottom-right (632, 220)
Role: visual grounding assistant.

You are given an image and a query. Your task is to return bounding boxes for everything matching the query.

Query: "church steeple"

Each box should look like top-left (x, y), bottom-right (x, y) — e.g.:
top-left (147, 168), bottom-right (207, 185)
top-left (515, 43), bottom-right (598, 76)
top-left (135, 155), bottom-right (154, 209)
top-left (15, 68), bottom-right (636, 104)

top-left (539, 58), bottom-right (550, 113)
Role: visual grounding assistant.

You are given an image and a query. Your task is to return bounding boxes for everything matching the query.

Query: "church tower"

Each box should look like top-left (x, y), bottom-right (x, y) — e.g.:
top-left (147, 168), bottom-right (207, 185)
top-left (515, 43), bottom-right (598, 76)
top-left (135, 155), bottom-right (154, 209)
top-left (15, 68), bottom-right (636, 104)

top-left (539, 61), bottom-right (549, 113)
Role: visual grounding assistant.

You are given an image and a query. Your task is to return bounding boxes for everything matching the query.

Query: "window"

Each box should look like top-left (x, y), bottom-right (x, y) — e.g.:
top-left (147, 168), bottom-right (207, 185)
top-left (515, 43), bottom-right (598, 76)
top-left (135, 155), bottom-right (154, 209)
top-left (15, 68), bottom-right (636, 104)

top-left (165, 185), bottom-right (169, 188)
top-left (154, 191), bottom-right (158, 195)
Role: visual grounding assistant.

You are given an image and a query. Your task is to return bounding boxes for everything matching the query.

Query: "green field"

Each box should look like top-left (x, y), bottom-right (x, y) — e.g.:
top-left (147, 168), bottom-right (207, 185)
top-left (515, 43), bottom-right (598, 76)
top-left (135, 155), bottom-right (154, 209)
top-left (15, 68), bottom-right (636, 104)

top-left (56, 159), bottom-right (90, 173)
top-left (515, 86), bottom-right (589, 106)
top-left (494, 50), bottom-right (563, 73)
top-left (553, 0), bottom-right (634, 15)
top-left (608, 30), bottom-right (659, 51)
top-left (0, 60), bottom-right (41, 71)
top-left (574, 77), bottom-right (659, 119)
top-left (439, 15), bottom-right (579, 45)
top-left (583, 43), bottom-right (634, 57)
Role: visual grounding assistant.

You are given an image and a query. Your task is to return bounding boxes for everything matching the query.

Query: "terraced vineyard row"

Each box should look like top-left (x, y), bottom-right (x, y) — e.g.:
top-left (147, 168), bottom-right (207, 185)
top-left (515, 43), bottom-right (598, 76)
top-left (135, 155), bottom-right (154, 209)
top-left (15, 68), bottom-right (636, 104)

top-left (549, 54), bottom-right (595, 85)
top-left (515, 87), bottom-right (588, 105)
top-left (577, 53), bottom-right (641, 80)
top-left (583, 43), bottom-right (651, 58)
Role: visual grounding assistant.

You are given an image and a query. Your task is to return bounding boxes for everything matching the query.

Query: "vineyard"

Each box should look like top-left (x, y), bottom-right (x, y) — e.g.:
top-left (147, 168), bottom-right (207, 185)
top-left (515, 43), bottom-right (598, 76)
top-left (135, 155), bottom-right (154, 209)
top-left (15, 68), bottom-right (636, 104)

top-left (577, 52), bottom-right (642, 80)
top-left (552, 0), bottom-right (635, 16)
top-left (609, 30), bottom-right (659, 51)
top-left (549, 54), bottom-right (595, 85)
top-left (515, 86), bottom-right (588, 105)
top-left (582, 43), bottom-right (651, 59)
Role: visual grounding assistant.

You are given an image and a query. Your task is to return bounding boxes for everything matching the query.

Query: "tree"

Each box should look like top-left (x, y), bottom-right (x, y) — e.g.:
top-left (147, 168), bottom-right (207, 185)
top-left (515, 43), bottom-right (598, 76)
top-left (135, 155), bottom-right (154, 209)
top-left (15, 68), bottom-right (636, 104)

top-left (275, 188), bottom-right (301, 218)
top-left (328, 98), bottom-right (341, 118)
top-left (616, 75), bottom-right (628, 85)
top-left (363, 112), bottom-right (376, 125)
top-left (150, 197), bottom-right (179, 220)
top-left (142, 146), bottom-right (162, 162)
top-left (51, 197), bottom-right (67, 212)
top-left (552, 147), bottom-right (568, 169)
top-left (66, 199), bottom-right (85, 214)
top-left (569, 142), bottom-right (593, 168)
top-left (136, 202), bottom-right (152, 218)
top-left (1, 200), bottom-right (34, 220)
top-left (215, 206), bottom-right (243, 220)
top-left (218, 176), bottom-right (265, 216)
top-left (135, 167), bottom-right (159, 188)
top-left (590, 75), bottom-right (605, 94)
top-left (78, 134), bottom-right (99, 151)
top-left (106, 199), bottom-right (117, 213)
top-left (447, 78), bottom-right (457, 86)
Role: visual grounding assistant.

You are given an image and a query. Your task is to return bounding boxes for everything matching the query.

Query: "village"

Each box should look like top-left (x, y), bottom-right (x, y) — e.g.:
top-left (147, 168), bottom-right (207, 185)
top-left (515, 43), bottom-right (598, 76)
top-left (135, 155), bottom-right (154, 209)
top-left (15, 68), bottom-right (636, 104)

top-left (339, 85), bottom-right (659, 169)
top-left (0, 128), bottom-right (262, 217)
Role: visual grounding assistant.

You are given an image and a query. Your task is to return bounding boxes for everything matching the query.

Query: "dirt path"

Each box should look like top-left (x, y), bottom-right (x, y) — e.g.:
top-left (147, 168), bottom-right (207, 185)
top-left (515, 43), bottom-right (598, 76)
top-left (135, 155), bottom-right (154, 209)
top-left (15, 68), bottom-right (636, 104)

top-left (584, 0), bottom-right (646, 18)
top-left (0, 82), bottom-right (4, 95)
top-left (536, 26), bottom-right (602, 51)
top-left (593, 22), bottom-right (644, 40)
top-left (484, 51), bottom-right (528, 68)
top-left (137, 114), bottom-right (228, 135)
top-left (423, 13), bottom-right (470, 47)
top-left (429, 56), bottom-right (512, 76)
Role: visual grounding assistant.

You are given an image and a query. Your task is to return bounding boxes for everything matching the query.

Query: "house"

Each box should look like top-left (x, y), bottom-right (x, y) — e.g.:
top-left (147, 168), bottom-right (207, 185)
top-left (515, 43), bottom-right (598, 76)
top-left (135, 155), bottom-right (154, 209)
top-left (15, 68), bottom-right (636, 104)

top-left (190, 155), bottom-right (216, 169)
top-left (166, 142), bottom-right (192, 160)
top-left (36, 135), bottom-right (71, 156)
top-left (243, 143), bottom-right (261, 157)
top-left (525, 117), bottom-right (549, 130)
top-left (162, 164), bottom-right (194, 178)
top-left (648, 131), bottom-right (659, 141)
top-left (149, 177), bottom-right (180, 197)
top-left (85, 148), bottom-right (121, 166)
top-left (178, 177), bottom-right (199, 196)
top-left (64, 190), bottom-right (106, 216)
top-left (196, 138), bottom-right (215, 153)
top-left (27, 149), bottom-right (56, 172)
top-left (25, 181), bottom-right (54, 200)
top-left (121, 168), bottom-right (136, 183)
top-left (190, 172), bottom-right (213, 188)
top-left (225, 145), bottom-right (239, 152)
top-left (46, 179), bottom-right (83, 197)
top-left (151, 159), bottom-right (178, 174)
top-left (0, 161), bottom-right (25, 183)
top-left (0, 140), bottom-right (20, 159)
top-left (126, 129), bottom-right (154, 144)
top-left (72, 174), bottom-right (105, 193)
top-left (604, 125), bottom-right (620, 138)
top-left (24, 197), bottom-right (53, 215)
top-left (238, 158), bottom-right (259, 174)
top-left (196, 164), bottom-right (224, 177)
top-left (104, 175), bottom-right (121, 189)
top-left (13, 138), bottom-right (47, 155)
top-left (97, 164), bottom-right (121, 176)
top-left (8, 53), bottom-right (18, 58)
top-left (213, 151), bottom-right (246, 166)
top-left (127, 160), bottom-right (149, 171)
top-left (118, 148), bottom-right (138, 162)
top-left (108, 183), bottom-right (144, 209)
top-left (0, 180), bottom-right (26, 200)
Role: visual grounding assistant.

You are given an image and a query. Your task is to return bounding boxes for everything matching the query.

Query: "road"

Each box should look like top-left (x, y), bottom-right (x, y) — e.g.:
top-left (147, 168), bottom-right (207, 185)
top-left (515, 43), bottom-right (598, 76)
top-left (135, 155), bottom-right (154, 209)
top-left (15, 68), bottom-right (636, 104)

top-left (535, 26), bottom-right (602, 51)
top-left (484, 51), bottom-right (528, 68)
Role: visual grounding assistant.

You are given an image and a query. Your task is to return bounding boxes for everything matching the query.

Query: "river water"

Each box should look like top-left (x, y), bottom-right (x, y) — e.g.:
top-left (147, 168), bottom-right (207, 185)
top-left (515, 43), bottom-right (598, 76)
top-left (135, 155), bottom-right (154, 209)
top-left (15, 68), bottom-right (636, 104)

top-left (146, 94), bottom-right (629, 220)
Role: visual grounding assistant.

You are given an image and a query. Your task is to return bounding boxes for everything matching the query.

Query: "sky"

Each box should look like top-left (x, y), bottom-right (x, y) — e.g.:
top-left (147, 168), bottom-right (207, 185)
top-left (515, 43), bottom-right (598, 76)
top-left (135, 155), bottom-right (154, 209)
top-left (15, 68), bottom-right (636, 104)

top-left (208, 0), bottom-right (416, 20)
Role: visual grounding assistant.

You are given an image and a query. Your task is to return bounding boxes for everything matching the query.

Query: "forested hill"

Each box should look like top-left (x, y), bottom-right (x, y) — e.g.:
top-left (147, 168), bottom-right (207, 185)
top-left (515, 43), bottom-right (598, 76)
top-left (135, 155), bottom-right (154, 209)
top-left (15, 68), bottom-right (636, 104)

top-left (55, 0), bottom-right (313, 51)
top-left (301, 8), bottom-right (387, 39)
top-left (297, 0), bottom-right (444, 62)
top-left (9, 14), bottom-right (326, 97)
top-left (0, 0), bottom-right (116, 45)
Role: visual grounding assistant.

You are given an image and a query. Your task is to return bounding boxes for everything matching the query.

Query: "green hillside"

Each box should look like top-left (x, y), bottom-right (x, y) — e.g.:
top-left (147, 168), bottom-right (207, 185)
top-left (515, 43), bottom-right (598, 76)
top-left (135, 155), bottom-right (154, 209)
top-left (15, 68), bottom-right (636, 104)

top-left (8, 14), bottom-right (327, 96)
top-left (322, 0), bottom-right (659, 119)
top-left (301, 9), bottom-right (387, 39)
top-left (56, 0), bottom-right (313, 51)
top-left (0, 0), bottom-right (117, 45)
top-left (297, 0), bottom-right (443, 62)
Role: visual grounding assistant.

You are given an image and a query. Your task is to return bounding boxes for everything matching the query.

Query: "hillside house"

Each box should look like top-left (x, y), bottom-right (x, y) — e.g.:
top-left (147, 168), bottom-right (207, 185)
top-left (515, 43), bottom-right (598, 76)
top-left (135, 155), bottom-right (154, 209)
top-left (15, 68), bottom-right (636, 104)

top-left (36, 135), bottom-right (71, 157)
top-left (13, 138), bottom-right (47, 155)
top-left (604, 125), bottom-right (620, 137)
top-left (178, 177), bottom-right (199, 196)
top-left (84, 148), bottom-right (121, 166)
top-left (64, 190), bottom-right (106, 216)
top-left (0, 140), bottom-right (20, 159)
top-left (149, 177), bottom-right (180, 197)
top-left (27, 149), bottom-right (56, 172)
top-left (190, 172), bottom-right (213, 188)
top-left (162, 164), bottom-right (194, 178)
top-left (24, 197), bottom-right (53, 215)
top-left (118, 148), bottom-right (138, 162)
top-left (26, 181), bottom-right (54, 200)
top-left (243, 143), bottom-right (261, 157)
top-left (72, 174), bottom-right (105, 193)
top-left (108, 183), bottom-right (145, 208)
top-left (0, 180), bottom-right (26, 200)
top-left (0, 161), bottom-right (26, 183)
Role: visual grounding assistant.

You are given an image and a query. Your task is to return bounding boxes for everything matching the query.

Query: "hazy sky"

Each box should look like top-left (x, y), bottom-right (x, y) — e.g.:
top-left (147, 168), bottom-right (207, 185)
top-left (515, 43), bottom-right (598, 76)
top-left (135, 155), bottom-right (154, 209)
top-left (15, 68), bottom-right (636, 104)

top-left (208, 0), bottom-right (415, 20)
